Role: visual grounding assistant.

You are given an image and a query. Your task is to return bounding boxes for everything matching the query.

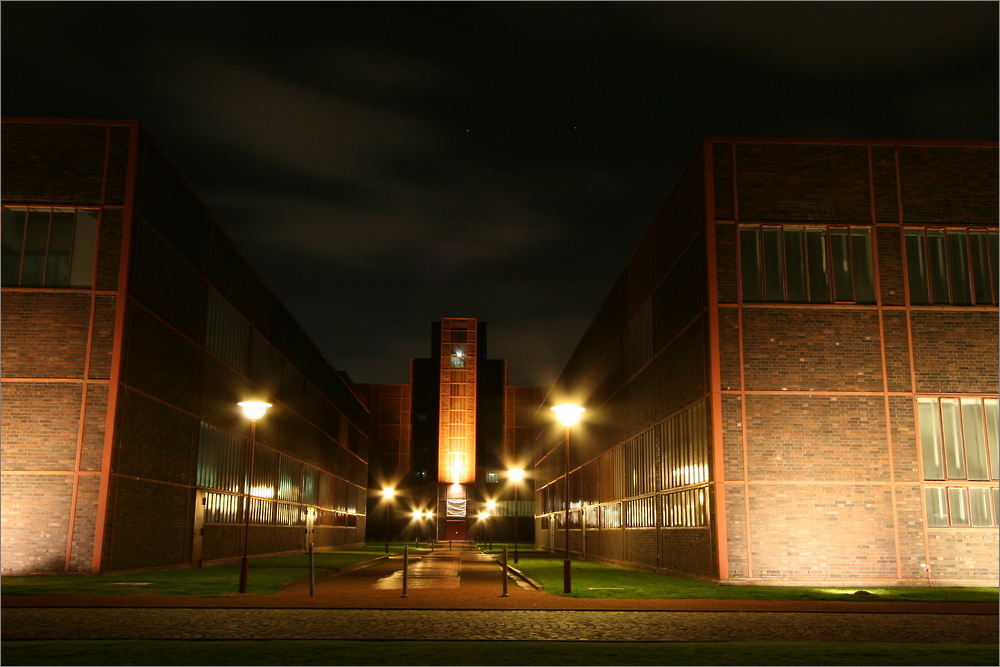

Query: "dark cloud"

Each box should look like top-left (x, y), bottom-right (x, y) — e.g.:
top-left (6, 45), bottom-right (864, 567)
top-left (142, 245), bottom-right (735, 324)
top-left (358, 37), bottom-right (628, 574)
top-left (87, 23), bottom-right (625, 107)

top-left (3, 1), bottom-right (996, 385)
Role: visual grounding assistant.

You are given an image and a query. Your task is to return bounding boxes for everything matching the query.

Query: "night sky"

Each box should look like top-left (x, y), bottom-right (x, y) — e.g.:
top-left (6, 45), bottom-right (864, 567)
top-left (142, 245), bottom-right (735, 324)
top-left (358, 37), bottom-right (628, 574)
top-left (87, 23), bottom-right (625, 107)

top-left (3, 2), bottom-right (996, 386)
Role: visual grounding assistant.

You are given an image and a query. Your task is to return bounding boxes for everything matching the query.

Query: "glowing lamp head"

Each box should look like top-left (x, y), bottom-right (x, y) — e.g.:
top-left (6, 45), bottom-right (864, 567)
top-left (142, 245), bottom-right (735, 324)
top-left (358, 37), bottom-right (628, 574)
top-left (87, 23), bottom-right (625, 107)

top-left (552, 404), bottom-right (585, 426)
top-left (478, 512), bottom-right (489, 520)
top-left (486, 500), bottom-right (497, 510)
top-left (238, 401), bottom-right (272, 421)
top-left (382, 487), bottom-right (395, 499)
top-left (508, 468), bottom-right (525, 482)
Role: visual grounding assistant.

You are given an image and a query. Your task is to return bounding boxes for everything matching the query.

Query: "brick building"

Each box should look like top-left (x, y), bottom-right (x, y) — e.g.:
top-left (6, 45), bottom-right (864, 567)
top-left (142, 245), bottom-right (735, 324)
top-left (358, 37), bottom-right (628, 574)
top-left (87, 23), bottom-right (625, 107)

top-left (360, 318), bottom-right (544, 545)
top-left (535, 138), bottom-right (998, 585)
top-left (1, 118), bottom-right (370, 575)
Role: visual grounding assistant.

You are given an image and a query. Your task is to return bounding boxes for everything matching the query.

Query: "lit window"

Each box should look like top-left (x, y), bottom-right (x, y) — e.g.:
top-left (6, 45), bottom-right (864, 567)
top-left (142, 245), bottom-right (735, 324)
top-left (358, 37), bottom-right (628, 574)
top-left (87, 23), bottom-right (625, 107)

top-left (905, 228), bottom-right (999, 305)
top-left (739, 225), bottom-right (875, 304)
top-left (485, 471), bottom-right (500, 484)
top-left (919, 397), bottom-right (998, 528)
top-left (1, 207), bottom-right (99, 288)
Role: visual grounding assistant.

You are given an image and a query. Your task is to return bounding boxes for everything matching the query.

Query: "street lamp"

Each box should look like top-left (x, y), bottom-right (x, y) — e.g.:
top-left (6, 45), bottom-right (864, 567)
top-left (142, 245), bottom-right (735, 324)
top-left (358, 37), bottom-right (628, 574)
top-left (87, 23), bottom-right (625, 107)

top-left (382, 487), bottom-right (395, 554)
top-left (507, 468), bottom-right (525, 563)
top-left (486, 501), bottom-right (497, 549)
top-left (477, 511), bottom-right (490, 546)
top-left (552, 403), bottom-right (584, 594)
top-left (237, 401), bottom-right (272, 594)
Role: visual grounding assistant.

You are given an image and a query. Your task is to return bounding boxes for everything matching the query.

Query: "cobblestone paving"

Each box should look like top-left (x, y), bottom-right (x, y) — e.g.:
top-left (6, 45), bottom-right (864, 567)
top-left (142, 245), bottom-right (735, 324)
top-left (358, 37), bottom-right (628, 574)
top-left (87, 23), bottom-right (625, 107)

top-left (3, 608), bottom-right (996, 643)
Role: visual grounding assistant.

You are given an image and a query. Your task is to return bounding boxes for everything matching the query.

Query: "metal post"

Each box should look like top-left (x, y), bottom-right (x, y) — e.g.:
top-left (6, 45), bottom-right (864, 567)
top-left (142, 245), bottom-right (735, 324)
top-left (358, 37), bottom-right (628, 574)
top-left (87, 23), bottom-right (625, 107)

top-left (402, 545), bottom-right (409, 598)
top-left (502, 546), bottom-right (509, 597)
top-left (513, 483), bottom-right (519, 564)
top-left (384, 501), bottom-right (391, 554)
top-left (563, 425), bottom-right (571, 594)
top-left (239, 419), bottom-right (257, 594)
top-left (308, 541), bottom-right (315, 598)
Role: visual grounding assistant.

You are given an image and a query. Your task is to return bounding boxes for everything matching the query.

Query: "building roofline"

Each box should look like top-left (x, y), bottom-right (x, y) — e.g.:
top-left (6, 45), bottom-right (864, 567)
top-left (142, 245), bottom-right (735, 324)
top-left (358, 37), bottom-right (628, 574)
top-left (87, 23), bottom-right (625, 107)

top-left (2, 116), bottom-right (141, 127)
top-left (701, 136), bottom-right (998, 148)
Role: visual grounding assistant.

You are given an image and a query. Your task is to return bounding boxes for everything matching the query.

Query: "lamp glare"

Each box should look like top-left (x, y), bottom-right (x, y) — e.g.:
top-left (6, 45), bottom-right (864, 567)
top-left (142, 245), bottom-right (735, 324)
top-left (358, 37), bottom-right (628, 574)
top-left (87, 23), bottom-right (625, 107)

top-left (238, 401), bottom-right (272, 421)
top-left (552, 404), bottom-right (585, 426)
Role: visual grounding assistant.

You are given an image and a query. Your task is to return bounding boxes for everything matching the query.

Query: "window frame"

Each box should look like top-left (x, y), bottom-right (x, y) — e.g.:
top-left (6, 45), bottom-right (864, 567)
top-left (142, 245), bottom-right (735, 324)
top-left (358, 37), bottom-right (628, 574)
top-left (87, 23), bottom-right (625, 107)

top-left (904, 227), bottom-right (999, 306)
top-left (738, 224), bottom-right (876, 305)
top-left (1, 206), bottom-right (99, 288)
top-left (918, 396), bottom-right (999, 529)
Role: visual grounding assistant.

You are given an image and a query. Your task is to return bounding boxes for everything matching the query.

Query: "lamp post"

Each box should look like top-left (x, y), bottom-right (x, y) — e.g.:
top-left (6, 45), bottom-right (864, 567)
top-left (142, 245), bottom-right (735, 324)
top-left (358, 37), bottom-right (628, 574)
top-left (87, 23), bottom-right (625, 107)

top-left (237, 401), bottom-right (271, 594)
top-left (507, 468), bottom-right (524, 563)
top-left (552, 404), bottom-right (584, 595)
top-left (477, 511), bottom-right (490, 546)
top-left (486, 501), bottom-right (497, 549)
top-left (382, 487), bottom-right (395, 554)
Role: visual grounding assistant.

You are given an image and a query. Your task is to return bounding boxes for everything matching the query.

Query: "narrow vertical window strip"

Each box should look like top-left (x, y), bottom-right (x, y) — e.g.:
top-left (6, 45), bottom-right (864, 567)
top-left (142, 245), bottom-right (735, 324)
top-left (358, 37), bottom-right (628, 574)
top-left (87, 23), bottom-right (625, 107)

top-left (905, 231), bottom-right (930, 305)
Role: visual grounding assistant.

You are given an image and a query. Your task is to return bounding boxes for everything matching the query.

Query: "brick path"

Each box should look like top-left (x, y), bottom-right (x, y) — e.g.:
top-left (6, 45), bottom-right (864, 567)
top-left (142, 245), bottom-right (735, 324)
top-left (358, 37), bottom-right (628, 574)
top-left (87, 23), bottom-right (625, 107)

top-left (3, 543), bottom-right (997, 643)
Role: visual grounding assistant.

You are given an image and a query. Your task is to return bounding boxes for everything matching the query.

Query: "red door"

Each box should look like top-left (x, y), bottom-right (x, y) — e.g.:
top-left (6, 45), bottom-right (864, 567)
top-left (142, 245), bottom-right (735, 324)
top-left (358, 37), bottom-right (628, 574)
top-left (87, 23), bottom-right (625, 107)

top-left (446, 520), bottom-right (466, 540)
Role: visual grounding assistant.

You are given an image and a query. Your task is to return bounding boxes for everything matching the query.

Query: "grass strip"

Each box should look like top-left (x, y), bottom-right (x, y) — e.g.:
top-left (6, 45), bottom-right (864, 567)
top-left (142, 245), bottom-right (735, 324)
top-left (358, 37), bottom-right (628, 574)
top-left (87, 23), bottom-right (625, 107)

top-left (504, 553), bottom-right (999, 603)
top-left (2, 639), bottom-right (995, 666)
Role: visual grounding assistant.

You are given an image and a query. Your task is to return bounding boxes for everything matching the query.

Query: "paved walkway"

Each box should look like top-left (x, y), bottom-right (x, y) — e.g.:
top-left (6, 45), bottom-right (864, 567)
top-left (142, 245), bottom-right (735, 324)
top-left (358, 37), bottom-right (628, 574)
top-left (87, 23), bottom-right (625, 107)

top-left (3, 543), bottom-right (997, 644)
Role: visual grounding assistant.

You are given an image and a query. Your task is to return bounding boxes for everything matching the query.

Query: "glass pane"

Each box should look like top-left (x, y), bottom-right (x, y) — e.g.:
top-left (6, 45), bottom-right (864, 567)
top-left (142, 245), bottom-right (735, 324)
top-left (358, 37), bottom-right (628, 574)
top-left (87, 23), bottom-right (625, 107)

top-left (946, 231), bottom-right (972, 304)
top-left (994, 489), bottom-right (1000, 527)
top-left (905, 231), bottom-right (930, 305)
top-left (969, 488), bottom-right (993, 527)
top-left (69, 209), bottom-right (98, 287)
top-left (784, 228), bottom-right (807, 302)
top-left (45, 211), bottom-right (74, 287)
top-left (918, 398), bottom-right (944, 480)
top-left (941, 399), bottom-right (965, 479)
top-left (830, 228), bottom-right (853, 301)
top-left (962, 399), bottom-right (989, 481)
top-left (990, 231), bottom-right (1000, 304)
top-left (948, 487), bottom-right (970, 526)
top-left (851, 229), bottom-right (876, 303)
top-left (969, 231), bottom-right (994, 305)
top-left (926, 230), bottom-right (950, 304)
top-left (762, 227), bottom-right (784, 301)
top-left (739, 227), bottom-right (762, 301)
top-left (1, 207), bottom-right (26, 285)
top-left (985, 398), bottom-right (998, 481)
top-left (806, 228), bottom-right (831, 302)
top-left (23, 209), bottom-right (50, 286)
top-left (924, 487), bottom-right (948, 527)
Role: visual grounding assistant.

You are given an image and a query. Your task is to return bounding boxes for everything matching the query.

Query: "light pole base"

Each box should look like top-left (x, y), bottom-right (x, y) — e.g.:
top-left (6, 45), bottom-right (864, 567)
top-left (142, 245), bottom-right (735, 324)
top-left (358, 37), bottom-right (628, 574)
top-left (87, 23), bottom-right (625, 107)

top-left (239, 556), bottom-right (250, 594)
top-left (563, 559), bottom-right (572, 594)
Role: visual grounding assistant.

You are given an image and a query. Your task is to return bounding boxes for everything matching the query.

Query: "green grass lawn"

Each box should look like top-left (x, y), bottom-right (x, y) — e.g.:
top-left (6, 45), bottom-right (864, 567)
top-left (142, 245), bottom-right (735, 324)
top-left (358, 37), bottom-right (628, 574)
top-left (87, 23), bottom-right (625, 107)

top-left (3, 544), bottom-right (997, 604)
top-left (0, 548), bottom-right (391, 597)
top-left (498, 550), bottom-right (999, 603)
top-left (2, 639), bottom-right (995, 666)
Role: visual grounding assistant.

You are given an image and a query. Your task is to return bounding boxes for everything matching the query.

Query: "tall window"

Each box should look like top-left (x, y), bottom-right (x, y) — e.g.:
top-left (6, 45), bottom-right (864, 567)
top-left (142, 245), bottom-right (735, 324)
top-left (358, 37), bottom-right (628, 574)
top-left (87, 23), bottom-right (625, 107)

top-left (905, 228), bottom-right (999, 306)
top-left (918, 397), bottom-right (999, 528)
top-left (739, 225), bottom-right (875, 304)
top-left (1, 207), bottom-right (99, 288)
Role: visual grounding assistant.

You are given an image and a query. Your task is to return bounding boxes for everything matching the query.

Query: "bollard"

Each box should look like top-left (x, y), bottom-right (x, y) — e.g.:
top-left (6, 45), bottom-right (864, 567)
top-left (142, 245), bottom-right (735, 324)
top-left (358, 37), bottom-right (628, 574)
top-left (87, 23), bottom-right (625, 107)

top-left (401, 545), bottom-right (409, 598)
top-left (308, 542), bottom-right (315, 598)
top-left (501, 546), bottom-right (509, 597)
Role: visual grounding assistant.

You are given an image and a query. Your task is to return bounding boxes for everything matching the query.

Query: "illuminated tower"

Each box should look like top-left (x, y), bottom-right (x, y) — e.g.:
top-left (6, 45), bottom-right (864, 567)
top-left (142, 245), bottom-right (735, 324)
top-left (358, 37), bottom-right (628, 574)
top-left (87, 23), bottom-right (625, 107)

top-left (438, 318), bottom-right (477, 538)
top-left (361, 317), bottom-right (543, 544)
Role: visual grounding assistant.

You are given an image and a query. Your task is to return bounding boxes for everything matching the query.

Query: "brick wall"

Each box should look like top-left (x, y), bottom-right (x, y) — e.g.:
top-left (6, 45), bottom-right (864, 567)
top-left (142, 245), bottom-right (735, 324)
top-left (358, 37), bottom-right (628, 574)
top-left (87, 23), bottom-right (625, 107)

top-left (3, 120), bottom-right (370, 575)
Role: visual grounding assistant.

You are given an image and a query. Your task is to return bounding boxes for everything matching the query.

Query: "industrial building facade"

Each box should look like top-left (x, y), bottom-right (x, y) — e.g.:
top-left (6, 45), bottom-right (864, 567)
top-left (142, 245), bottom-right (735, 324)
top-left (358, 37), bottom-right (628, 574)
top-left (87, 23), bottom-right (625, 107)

top-left (1, 118), bottom-right (370, 575)
top-left (361, 318), bottom-right (544, 544)
top-left (535, 138), bottom-right (998, 584)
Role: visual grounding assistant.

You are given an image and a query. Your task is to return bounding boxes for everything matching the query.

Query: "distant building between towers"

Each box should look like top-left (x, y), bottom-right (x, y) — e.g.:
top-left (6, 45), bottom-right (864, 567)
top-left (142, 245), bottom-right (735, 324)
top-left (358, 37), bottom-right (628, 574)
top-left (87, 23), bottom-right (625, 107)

top-left (360, 318), bottom-right (545, 543)
top-left (535, 138), bottom-right (999, 585)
